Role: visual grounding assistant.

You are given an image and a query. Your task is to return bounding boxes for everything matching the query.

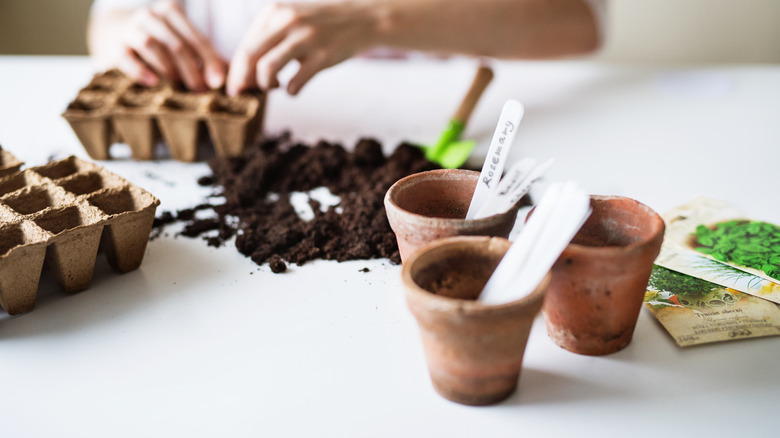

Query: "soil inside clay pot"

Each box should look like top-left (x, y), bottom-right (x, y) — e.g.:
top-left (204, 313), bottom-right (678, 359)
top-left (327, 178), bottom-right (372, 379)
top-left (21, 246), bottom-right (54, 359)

top-left (414, 251), bottom-right (501, 300)
top-left (571, 233), bottom-right (620, 247)
top-left (424, 269), bottom-right (489, 301)
top-left (570, 210), bottom-right (651, 247)
top-left (392, 176), bottom-right (474, 219)
top-left (415, 200), bottom-right (468, 219)
top-left (153, 133), bottom-right (441, 269)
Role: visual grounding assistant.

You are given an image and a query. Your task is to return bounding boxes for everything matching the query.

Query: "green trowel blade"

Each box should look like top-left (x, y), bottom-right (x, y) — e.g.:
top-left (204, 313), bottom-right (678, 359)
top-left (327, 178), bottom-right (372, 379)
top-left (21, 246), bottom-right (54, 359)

top-left (435, 139), bottom-right (476, 169)
top-left (425, 119), bottom-right (473, 168)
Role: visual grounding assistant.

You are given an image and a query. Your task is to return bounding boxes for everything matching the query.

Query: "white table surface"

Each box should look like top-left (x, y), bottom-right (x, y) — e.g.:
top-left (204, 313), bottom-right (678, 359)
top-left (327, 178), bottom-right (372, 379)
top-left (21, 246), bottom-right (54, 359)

top-left (0, 56), bottom-right (778, 438)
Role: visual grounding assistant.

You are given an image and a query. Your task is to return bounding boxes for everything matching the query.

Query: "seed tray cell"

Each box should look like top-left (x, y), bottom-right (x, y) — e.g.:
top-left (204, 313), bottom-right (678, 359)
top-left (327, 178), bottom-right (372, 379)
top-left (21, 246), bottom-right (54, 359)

top-left (62, 69), bottom-right (266, 162)
top-left (0, 146), bottom-right (23, 178)
top-left (0, 151), bottom-right (159, 315)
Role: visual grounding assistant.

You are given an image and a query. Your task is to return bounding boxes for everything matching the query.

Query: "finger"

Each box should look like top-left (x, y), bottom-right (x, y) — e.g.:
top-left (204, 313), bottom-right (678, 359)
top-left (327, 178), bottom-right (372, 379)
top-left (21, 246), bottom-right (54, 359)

top-left (152, 1), bottom-right (227, 89)
top-left (227, 6), bottom-right (295, 95)
top-left (203, 59), bottom-right (228, 90)
top-left (139, 13), bottom-right (207, 91)
top-left (287, 51), bottom-right (330, 95)
top-left (116, 47), bottom-right (159, 86)
top-left (126, 25), bottom-right (179, 82)
top-left (254, 29), bottom-right (311, 91)
top-left (226, 49), bottom-right (260, 96)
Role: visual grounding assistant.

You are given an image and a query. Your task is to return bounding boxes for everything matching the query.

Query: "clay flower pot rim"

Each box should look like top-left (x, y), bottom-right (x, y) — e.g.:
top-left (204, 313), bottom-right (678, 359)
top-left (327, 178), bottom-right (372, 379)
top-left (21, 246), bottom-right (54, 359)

top-left (573, 194), bottom-right (664, 254)
top-left (385, 169), bottom-right (517, 228)
top-left (402, 236), bottom-right (550, 314)
top-left (528, 194), bottom-right (664, 256)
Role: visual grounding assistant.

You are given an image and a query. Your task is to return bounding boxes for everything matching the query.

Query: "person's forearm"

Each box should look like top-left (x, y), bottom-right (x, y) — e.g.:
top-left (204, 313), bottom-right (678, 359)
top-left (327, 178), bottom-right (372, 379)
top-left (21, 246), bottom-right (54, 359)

top-left (371, 0), bottom-right (600, 58)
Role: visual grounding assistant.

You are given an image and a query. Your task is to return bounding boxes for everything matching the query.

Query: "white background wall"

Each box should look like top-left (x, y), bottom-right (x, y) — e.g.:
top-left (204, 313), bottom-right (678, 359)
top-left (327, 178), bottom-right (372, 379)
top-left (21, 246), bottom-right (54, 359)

top-left (597, 0), bottom-right (780, 63)
top-left (1, 0), bottom-right (779, 63)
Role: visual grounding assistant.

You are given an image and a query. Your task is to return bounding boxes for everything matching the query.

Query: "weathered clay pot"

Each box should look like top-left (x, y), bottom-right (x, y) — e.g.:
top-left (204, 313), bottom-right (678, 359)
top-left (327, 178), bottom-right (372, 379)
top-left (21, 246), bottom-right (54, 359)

top-left (403, 236), bottom-right (549, 406)
top-left (385, 169), bottom-right (520, 262)
top-left (542, 195), bottom-right (665, 356)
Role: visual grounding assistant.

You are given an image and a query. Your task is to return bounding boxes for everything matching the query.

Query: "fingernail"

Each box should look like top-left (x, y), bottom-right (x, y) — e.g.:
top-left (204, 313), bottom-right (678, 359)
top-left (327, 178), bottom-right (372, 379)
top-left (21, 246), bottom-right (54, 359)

top-left (206, 69), bottom-right (225, 90)
top-left (207, 75), bottom-right (221, 90)
top-left (140, 71), bottom-right (158, 86)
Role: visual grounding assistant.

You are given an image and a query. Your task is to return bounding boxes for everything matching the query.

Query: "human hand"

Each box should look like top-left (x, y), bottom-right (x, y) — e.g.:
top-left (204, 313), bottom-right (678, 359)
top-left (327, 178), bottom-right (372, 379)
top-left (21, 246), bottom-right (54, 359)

top-left (226, 2), bottom-right (380, 96)
top-left (112, 1), bottom-right (227, 91)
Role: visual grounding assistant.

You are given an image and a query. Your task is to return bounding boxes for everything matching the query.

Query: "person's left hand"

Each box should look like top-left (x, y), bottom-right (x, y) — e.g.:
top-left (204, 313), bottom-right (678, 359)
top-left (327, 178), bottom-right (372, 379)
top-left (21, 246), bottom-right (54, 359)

top-left (226, 2), bottom-right (379, 96)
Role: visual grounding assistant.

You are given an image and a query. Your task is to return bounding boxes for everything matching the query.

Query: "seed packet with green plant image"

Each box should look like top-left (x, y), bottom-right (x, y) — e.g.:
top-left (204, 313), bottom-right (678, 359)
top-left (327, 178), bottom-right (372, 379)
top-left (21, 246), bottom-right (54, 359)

top-left (655, 244), bottom-right (780, 304)
top-left (662, 197), bottom-right (780, 287)
top-left (644, 265), bottom-right (780, 347)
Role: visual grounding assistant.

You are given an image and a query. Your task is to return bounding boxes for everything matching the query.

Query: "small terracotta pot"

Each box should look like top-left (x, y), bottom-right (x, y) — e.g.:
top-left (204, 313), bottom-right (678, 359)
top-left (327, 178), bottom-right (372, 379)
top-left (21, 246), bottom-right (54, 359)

top-left (385, 169), bottom-right (520, 262)
top-left (402, 236), bottom-right (549, 406)
top-left (542, 195), bottom-right (665, 356)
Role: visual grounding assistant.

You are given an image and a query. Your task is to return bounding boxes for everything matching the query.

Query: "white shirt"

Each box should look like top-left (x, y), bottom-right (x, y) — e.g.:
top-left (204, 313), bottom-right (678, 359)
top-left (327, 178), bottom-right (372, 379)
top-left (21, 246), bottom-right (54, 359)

top-left (92, 0), bottom-right (608, 61)
top-left (92, 0), bottom-right (315, 60)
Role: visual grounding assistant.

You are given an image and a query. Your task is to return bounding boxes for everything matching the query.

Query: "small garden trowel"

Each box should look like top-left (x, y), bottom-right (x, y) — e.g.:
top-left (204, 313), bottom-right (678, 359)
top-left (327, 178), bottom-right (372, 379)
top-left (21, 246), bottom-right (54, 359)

top-left (423, 65), bottom-right (494, 169)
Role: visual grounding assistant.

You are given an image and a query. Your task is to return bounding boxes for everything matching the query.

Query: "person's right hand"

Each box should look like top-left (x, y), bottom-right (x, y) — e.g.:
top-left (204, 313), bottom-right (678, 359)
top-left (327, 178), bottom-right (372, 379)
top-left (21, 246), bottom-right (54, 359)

top-left (226, 1), bottom-right (379, 96)
top-left (113, 0), bottom-right (227, 91)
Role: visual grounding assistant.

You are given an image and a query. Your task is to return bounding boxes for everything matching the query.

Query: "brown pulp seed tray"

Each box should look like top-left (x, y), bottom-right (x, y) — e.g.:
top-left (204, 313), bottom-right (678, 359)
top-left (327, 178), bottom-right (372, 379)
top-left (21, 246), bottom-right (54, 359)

top-left (0, 151), bottom-right (159, 316)
top-left (0, 147), bottom-right (23, 178)
top-left (62, 69), bottom-right (266, 162)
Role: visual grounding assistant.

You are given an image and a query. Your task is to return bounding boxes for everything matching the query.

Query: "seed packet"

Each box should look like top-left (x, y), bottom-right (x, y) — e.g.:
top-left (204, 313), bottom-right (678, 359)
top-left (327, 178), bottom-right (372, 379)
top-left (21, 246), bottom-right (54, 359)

top-left (662, 197), bottom-right (780, 290)
top-left (644, 265), bottom-right (780, 347)
top-left (655, 244), bottom-right (780, 305)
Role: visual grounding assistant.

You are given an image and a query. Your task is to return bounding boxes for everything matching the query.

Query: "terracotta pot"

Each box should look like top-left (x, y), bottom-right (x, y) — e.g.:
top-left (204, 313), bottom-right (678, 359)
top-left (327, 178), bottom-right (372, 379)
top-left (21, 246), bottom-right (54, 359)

top-left (542, 195), bottom-right (665, 356)
top-left (385, 169), bottom-right (520, 262)
top-left (402, 236), bottom-right (549, 406)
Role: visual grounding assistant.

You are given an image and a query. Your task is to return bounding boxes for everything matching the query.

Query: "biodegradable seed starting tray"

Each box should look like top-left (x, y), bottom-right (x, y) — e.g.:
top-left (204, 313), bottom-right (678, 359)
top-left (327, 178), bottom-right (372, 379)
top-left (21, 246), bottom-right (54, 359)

top-left (0, 147), bottom-right (23, 178)
top-left (63, 69), bottom-right (266, 162)
top-left (0, 150), bottom-right (159, 316)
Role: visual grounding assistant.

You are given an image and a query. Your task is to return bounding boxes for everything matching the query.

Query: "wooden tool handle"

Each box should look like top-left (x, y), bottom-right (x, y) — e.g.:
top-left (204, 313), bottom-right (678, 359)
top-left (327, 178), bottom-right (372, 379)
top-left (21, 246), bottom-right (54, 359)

top-left (452, 65), bottom-right (494, 124)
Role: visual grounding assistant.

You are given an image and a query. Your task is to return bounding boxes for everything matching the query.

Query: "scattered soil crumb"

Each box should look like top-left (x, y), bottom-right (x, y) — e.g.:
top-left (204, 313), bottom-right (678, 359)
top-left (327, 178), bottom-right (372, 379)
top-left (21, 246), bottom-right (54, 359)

top-left (269, 254), bottom-right (287, 273)
top-left (197, 175), bottom-right (215, 186)
top-left (151, 133), bottom-right (508, 273)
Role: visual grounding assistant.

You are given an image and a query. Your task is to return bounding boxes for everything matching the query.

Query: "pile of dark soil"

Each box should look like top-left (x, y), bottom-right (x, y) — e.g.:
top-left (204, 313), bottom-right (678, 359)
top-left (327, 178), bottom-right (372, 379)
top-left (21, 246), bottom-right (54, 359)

top-left (153, 134), bottom-right (440, 271)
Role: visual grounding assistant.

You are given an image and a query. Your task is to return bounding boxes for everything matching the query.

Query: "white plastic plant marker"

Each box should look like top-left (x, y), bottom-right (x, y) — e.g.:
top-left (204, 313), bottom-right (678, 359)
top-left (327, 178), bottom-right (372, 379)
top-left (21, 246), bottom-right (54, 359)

top-left (472, 157), bottom-right (536, 219)
top-left (465, 100), bottom-right (525, 220)
top-left (473, 157), bottom-right (554, 219)
top-left (478, 181), bottom-right (591, 305)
